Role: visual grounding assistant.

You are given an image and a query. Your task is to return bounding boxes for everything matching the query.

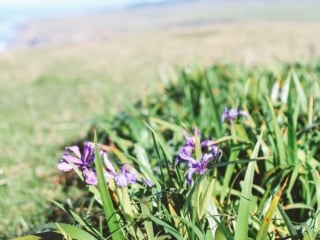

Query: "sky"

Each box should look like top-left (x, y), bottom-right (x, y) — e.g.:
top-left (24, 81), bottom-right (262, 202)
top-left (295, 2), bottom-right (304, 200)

top-left (0, 0), bottom-right (172, 51)
top-left (0, 0), bottom-right (165, 10)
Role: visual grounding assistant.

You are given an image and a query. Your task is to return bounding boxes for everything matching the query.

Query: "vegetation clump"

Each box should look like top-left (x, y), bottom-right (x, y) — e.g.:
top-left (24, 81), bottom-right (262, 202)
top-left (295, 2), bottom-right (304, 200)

top-left (21, 63), bottom-right (320, 239)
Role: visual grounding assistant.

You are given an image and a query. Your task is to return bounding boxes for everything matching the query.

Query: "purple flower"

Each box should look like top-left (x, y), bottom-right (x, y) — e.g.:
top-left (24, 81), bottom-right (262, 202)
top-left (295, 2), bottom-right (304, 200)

top-left (114, 164), bottom-right (137, 188)
top-left (176, 129), bottom-right (222, 185)
top-left (58, 141), bottom-right (152, 188)
top-left (112, 164), bottom-right (153, 188)
top-left (57, 142), bottom-right (98, 185)
top-left (175, 129), bottom-right (211, 165)
top-left (103, 152), bottom-right (117, 181)
top-left (221, 107), bottom-right (247, 123)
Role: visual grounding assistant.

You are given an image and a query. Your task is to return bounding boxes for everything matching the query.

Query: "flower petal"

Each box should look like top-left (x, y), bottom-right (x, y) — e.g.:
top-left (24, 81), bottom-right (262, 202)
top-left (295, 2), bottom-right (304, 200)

top-left (82, 142), bottom-right (95, 165)
top-left (62, 154), bottom-right (82, 165)
top-left (65, 145), bottom-right (81, 158)
top-left (222, 107), bottom-right (247, 123)
top-left (115, 174), bottom-right (128, 187)
top-left (57, 160), bottom-right (73, 172)
top-left (102, 152), bottom-right (116, 176)
top-left (82, 168), bottom-right (98, 185)
top-left (186, 168), bottom-right (197, 185)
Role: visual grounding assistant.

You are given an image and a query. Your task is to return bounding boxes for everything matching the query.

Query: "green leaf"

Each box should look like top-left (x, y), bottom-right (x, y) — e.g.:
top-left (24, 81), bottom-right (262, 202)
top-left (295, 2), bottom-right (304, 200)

top-left (140, 200), bottom-right (155, 240)
top-left (11, 232), bottom-right (63, 240)
top-left (278, 205), bottom-right (298, 237)
top-left (257, 179), bottom-right (287, 240)
top-left (55, 223), bottom-right (97, 240)
top-left (148, 214), bottom-right (184, 240)
top-left (206, 198), bottom-right (222, 239)
top-left (50, 200), bottom-right (101, 238)
top-left (134, 144), bottom-right (161, 191)
top-left (199, 177), bottom-right (216, 219)
top-left (266, 97), bottom-right (287, 165)
top-left (220, 147), bottom-right (240, 203)
top-left (291, 69), bottom-right (307, 112)
top-left (170, 215), bottom-right (205, 240)
top-left (235, 131), bottom-right (263, 240)
top-left (94, 132), bottom-right (125, 240)
top-left (286, 73), bottom-right (298, 165)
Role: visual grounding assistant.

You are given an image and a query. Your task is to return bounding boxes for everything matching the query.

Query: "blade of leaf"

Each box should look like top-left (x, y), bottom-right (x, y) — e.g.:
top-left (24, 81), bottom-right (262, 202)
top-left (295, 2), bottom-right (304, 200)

top-left (286, 74), bottom-right (298, 165)
top-left (50, 199), bottom-right (101, 238)
top-left (94, 132), bottom-right (125, 240)
top-left (256, 178), bottom-right (288, 240)
top-left (148, 214), bottom-right (184, 240)
top-left (199, 178), bottom-right (216, 219)
top-left (55, 223), bottom-right (96, 240)
top-left (278, 205), bottom-right (298, 237)
top-left (266, 97), bottom-right (287, 165)
top-left (140, 200), bottom-right (155, 240)
top-left (235, 131), bottom-right (263, 240)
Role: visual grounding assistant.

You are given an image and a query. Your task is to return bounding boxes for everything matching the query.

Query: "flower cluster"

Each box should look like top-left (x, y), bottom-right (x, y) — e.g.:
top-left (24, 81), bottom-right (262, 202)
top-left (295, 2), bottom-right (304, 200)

top-left (175, 129), bottom-right (222, 185)
top-left (221, 107), bottom-right (247, 123)
top-left (57, 141), bottom-right (151, 187)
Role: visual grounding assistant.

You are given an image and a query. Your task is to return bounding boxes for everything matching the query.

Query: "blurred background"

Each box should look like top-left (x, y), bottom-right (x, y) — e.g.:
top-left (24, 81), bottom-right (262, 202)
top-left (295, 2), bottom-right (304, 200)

top-left (1, 0), bottom-right (320, 237)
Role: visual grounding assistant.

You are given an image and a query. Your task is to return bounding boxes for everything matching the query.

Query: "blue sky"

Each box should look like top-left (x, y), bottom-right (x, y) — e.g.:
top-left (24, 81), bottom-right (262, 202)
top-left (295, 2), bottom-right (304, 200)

top-left (0, 0), bottom-right (168, 20)
top-left (0, 0), bottom-right (165, 10)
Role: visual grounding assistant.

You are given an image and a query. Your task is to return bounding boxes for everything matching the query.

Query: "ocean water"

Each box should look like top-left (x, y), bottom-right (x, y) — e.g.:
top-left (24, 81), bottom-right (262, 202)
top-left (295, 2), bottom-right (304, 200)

top-left (0, 0), bottom-right (171, 51)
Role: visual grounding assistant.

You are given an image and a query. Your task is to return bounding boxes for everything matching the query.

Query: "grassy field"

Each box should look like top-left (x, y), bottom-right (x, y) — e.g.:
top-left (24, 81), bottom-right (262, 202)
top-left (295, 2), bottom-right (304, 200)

top-left (1, 0), bottom-right (320, 237)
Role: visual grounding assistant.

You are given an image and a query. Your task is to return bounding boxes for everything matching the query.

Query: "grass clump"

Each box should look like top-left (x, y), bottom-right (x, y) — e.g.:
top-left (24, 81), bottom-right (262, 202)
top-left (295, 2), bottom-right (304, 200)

top-left (19, 63), bottom-right (320, 239)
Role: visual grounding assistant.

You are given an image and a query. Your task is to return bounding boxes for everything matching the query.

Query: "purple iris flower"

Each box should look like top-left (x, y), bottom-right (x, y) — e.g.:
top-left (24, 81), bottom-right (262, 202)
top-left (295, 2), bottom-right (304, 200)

top-left (58, 142), bottom-right (152, 188)
top-left (101, 151), bottom-right (119, 185)
top-left (113, 164), bottom-right (153, 188)
top-left (176, 129), bottom-right (222, 185)
top-left (221, 107), bottom-right (247, 123)
top-left (58, 142), bottom-right (98, 185)
top-left (114, 164), bottom-right (138, 188)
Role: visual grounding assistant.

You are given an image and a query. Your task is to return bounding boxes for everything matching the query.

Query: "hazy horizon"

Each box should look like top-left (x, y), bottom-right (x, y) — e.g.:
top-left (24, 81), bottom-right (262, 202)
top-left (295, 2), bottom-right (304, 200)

top-left (1, 0), bottom-right (320, 51)
top-left (0, 0), bottom-right (176, 51)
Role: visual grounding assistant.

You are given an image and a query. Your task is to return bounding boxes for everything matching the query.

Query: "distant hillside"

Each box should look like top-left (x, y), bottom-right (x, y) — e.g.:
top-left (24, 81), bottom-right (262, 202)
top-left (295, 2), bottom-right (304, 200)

top-left (7, 0), bottom-right (320, 50)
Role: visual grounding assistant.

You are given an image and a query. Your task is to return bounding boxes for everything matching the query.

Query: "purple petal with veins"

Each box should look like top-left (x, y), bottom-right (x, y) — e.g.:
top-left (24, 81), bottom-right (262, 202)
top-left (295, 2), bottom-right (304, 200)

top-left (82, 168), bottom-right (98, 185)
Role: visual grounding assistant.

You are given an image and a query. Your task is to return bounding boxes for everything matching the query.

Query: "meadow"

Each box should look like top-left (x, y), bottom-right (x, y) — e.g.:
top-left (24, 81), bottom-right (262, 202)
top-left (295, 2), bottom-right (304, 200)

top-left (1, 0), bottom-right (320, 238)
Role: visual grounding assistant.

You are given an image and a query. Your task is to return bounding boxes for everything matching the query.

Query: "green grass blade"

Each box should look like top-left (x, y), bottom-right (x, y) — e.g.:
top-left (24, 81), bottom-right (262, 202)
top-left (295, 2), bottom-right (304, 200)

top-left (214, 220), bottom-right (234, 240)
top-left (277, 205), bottom-right (298, 237)
top-left (204, 70), bottom-right (223, 137)
top-left (143, 121), bottom-right (173, 161)
top-left (55, 223), bottom-right (96, 240)
top-left (206, 198), bottom-right (223, 239)
top-left (235, 131), bottom-right (263, 240)
top-left (220, 147), bottom-right (240, 203)
top-left (307, 97), bottom-right (314, 126)
top-left (199, 178), bottom-right (216, 219)
top-left (266, 97), bottom-right (287, 165)
top-left (291, 69), bottom-right (308, 112)
top-left (140, 200), bottom-right (155, 240)
top-left (11, 232), bottom-right (63, 240)
top-left (312, 170), bottom-right (320, 231)
top-left (116, 187), bottom-right (134, 222)
top-left (256, 179), bottom-right (287, 240)
top-left (134, 144), bottom-right (161, 191)
top-left (148, 214), bottom-right (184, 240)
top-left (94, 132), bottom-right (125, 240)
top-left (143, 121), bottom-right (173, 186)
top-left (149, 117), bottom-right (185, 133)
top-left (286, 74), bottom-right (298, 165)
top-left (170, 215), bottom-right (205, 240)
top-left (51, 200), bottom-right (101, 238)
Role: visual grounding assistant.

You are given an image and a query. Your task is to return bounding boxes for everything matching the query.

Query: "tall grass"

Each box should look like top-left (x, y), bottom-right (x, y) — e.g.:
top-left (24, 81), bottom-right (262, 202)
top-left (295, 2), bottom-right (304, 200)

top-left (17, 63), bottom-right (320, 239)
